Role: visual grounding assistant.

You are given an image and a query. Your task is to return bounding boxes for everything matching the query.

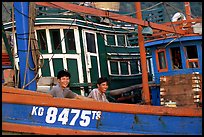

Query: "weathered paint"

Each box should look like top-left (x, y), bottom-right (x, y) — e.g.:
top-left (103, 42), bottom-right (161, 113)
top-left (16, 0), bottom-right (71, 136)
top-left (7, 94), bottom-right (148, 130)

top-left (2, 122), bottom-right (137, 135)
top-left (135, 2), bottom-right (150, 105)
top-left (2, 86), bottom-right (202, 117)
top-left (2, 86), bottom-right (202, 135)
top-left (14, 2), bottom-right (36, 91)
top-left (35, 2), bottom-right (185, 34)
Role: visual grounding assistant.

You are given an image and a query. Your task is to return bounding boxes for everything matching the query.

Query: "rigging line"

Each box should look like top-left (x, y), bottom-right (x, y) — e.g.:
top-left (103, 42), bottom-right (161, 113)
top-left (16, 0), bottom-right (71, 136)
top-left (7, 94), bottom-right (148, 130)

top-left (163, 3), bottom-right (183, 41)
top-left (82, 13), bottom-right (138, 56)
top-left (164, 2), bottom-right (188, 50)
top-left (164, 36), bottom-right (182, 48)
top-left (163, 3), bottom-right (199, 74)
top-left (80, 14), bottom-right (122, 57)
top-left (36, 9), bottom-right (71, 15)
top-left (81, 14), bottom-right (146, 75)
top-left (22, 10), bottom-right (33, 89)
top-left (81, 14), bottom-right (133, 61)
top-left (22, 2), bottom-right (40, 89)
top-left (2, 2), bottom-right (11, 15)
top-left (121, 2), bottom-right (164, 16)
top-left (11, 2), bottom-right (18, 88)
top-left (82, 15), bottom-right (123, 55)
top-left (165, 2), bottom-right (196, 18)
top-left (28, 3), bottom-right (39, 71)
top-left (23, 67), bottom-right (40, 89)
top-left (13, 3), bottom-right (36, 24)
top-left (89, 2), bottom-right (163, 18)
top-left (36, 13), bottom-right (79, 78)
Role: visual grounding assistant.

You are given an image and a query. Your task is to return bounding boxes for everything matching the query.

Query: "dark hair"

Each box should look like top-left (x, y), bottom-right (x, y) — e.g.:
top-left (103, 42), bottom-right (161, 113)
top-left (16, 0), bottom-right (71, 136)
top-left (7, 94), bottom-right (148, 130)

top-left (97, 77), bottom-right (108, 85)
top-left (57, 70), bottom-right (71, 79)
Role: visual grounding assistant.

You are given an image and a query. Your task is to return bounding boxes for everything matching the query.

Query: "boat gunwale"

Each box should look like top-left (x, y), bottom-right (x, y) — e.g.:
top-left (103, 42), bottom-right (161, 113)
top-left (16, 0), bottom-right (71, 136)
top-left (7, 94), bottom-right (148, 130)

top-left (2, 86), bottom-right (202, 117)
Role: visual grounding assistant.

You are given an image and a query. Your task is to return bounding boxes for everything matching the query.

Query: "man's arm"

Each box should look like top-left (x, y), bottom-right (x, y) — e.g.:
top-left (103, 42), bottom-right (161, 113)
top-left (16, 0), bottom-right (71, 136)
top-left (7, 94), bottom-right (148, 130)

top-left (75, 94), bottom-right (95, 101)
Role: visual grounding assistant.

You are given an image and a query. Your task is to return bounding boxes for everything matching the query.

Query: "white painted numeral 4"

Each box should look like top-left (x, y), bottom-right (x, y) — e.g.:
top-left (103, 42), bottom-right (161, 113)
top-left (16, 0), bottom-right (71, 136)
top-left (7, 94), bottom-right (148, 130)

top-left (58, 108), bottom-right (69, 125)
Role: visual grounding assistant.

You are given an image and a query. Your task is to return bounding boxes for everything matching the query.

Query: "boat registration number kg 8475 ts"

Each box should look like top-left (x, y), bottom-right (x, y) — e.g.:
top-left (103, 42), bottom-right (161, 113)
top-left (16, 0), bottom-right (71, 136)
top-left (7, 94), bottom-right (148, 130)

top-left (31, 106), bottom-right (101, 127)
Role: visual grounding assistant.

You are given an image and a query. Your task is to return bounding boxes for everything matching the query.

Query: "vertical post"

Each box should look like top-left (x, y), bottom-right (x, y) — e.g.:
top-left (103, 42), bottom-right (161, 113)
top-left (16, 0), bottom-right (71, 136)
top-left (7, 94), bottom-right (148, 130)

top-left (184, 2), bottom-right (191, 20)
top-left (14, 2), bottom-right (37, 91)
top-left (135, 2), bottom-right (151, 105)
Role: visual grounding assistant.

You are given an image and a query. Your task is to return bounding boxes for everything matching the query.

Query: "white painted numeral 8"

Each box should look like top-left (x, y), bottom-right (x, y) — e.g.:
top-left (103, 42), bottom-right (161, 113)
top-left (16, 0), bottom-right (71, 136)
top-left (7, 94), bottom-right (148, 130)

top-left (45, 107), bottom-right (58, 123)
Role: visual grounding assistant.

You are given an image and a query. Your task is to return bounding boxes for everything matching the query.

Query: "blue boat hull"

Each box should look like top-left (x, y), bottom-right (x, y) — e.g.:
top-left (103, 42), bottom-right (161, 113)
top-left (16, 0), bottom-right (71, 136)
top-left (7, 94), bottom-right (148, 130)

top-left (2, 86), bottom-right (202, 135)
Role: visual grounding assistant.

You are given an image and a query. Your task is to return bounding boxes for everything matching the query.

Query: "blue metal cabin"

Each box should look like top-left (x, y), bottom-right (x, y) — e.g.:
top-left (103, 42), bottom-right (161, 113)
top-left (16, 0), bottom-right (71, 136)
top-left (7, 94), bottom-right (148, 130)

top-left (145, 35), bottom-right (202, 106)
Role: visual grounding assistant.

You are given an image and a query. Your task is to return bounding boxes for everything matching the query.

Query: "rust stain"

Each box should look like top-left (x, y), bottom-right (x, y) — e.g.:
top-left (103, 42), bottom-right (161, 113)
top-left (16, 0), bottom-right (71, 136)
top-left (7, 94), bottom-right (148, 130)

top-left (158, 116), bottom-right (166, 128)
top-left (134, 115), bottom-right (139, 124)
top-left (2, 86), bottom-right (202, 117)
top-left (3, 122), bottom-right (139, 135)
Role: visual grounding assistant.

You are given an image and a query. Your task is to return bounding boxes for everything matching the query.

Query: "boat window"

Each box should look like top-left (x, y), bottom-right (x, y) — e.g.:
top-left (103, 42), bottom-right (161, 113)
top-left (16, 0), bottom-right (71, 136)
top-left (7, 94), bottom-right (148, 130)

top-left (50, 29), bottom-right (61, 53)
top-left (109, 59), bottom-right (142, 76)
top-left (156, 49), bottom-right (168, 72)
top-left (185, 46), bottom-right (199, 68)
top-left (107, 34), bottom-right (116, 46)
top-left (120, 61), bottom-right (129, 75)
top-left (41, 59), bottom-right (51, 76)
top-left (130, 60), bottom-right (140, 74)
top-left (117, 35), bottom-right (126, 46)
top-left (170, 47), bottom-right (182, 69)
top-left (64, 29), bottom-right (76, 52)
top-left (86, 32), bottom-right (96, 53)
top-left (110, 61), bottom-right (119, 74)
top-left (36, 30), bottom-right (47, 53)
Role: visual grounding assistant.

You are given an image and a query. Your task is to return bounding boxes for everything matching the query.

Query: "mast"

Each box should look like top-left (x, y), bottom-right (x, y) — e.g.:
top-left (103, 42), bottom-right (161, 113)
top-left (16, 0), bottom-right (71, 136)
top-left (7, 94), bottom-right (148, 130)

top-left (135, 2), bottom-right (151, 105)
top-left (184, 2), bottom-right (192, 29)
top-left (184, 2), bottom-right (191, 20)
top-left (14, 2), bottom-right (37, 91)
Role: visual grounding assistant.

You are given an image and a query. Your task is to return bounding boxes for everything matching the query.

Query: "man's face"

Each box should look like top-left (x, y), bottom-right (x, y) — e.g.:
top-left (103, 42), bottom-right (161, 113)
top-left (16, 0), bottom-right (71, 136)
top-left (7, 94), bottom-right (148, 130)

top-left (58, 76), bottom-right (70, 89)
top-left (97, 81), bottom-right (108, 93)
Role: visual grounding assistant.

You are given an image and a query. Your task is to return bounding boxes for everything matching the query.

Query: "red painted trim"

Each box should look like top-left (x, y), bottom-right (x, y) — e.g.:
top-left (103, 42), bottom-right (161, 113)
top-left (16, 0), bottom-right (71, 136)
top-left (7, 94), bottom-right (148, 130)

top-left (2, 53), bottom-right (11, 66)
top-left (186, 59), bottom-right (199, 68)
top-left (35, 2), bottom-right (185, 34)
top-left (2, 86), bottom-right (52, 97)
top-left (2, 86), bottom-right (202, 117)
top-left (135, 2), bottom-right (151, 105)
top-left (2, 122), bottom-right (137, 135)
top-left (155, 49), bottom-right (168, 72)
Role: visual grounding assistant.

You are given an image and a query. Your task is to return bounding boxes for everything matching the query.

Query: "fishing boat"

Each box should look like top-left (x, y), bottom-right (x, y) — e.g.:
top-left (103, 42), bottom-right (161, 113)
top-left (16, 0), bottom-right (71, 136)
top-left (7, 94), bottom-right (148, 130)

top-left (2, 2), bottom-right (202, 135)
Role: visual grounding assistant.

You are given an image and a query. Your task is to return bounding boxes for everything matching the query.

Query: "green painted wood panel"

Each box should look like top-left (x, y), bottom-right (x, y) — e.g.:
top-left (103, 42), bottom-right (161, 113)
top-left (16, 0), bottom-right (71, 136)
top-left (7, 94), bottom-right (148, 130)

top-left (120, 62), bottom-right (129, 75)
top-left (90, 56), bottom-right (99, 83)
top-left (52, 58), bottom-right (64, 76)
top-left (36, 29), bottom-right (48, 54)
top-left (110, 61), bottom-right (119, 75)
top-left (49, 29), bottom-right (62, 54)
top-left (63, 29), bottom-right (76, 54)
top-left (66, 59), bottom-right (79, 83)
top-left (41, 59), bottom-right (51, 76)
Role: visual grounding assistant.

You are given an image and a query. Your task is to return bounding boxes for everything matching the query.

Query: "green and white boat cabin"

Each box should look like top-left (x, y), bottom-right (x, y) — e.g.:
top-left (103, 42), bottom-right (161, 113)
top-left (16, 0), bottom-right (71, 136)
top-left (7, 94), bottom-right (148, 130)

top-left (3, 5), bottom-right (157, 104)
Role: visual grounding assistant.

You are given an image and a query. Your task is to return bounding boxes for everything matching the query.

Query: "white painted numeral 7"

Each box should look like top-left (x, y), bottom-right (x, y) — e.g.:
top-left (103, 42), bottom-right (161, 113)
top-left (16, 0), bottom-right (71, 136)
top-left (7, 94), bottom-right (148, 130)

top-left (80, 110), bottom-right (91, 127)
top-left (69, 109), bottom-right (80, 126)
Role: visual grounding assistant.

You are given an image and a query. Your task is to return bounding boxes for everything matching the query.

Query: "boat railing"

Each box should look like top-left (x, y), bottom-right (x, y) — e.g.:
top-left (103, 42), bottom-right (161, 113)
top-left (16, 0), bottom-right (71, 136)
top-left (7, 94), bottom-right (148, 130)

top-left (144, 17), bottom-right (202, 42)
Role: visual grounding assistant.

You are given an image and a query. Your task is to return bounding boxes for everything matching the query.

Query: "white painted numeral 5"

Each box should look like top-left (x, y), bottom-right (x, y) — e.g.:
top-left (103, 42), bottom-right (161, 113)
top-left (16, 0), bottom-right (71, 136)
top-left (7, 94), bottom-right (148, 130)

top-left (80, 110), bottom-right (91, 127)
